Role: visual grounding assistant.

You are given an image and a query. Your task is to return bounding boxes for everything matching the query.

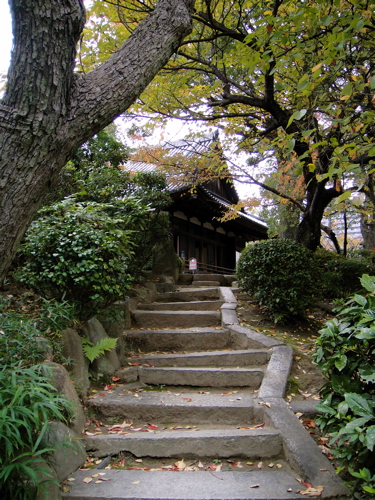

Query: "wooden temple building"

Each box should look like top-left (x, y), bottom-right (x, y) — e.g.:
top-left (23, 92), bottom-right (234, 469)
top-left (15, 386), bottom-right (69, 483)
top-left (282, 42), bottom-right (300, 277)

top-left (125, 136), bottom-right (268, 274)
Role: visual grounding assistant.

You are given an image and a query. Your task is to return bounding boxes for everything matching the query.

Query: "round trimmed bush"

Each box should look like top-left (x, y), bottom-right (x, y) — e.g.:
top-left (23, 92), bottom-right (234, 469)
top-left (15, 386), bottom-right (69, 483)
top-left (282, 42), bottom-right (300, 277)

top-left (236, 239), bottom-right (316, 322)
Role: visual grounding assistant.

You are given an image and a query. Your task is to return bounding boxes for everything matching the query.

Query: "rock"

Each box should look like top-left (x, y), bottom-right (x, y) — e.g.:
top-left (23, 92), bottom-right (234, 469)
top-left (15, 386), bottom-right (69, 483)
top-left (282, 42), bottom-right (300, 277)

top-left (159, 275), bottom-right (175, 284)
top-left (152, 240), bottom-right (180, 282)
top-left (45, 422), bottom-right (86, 482)
top-left (178, 273), bottom-right (193, 285)
top-left (34, 336), bottom-right (54, 362)
top-left (60, 328), bottom-right (90, 397)
top-left (44, 361), bottom-right (86, 435)
top-left (35, 460), bottom-right (62, 500)
top-left (81, 318), bottom-right (120, 377)
top-left (156, 282), bottom-right (176, 293)
top-left (98, 299), bottom-right (133, 336)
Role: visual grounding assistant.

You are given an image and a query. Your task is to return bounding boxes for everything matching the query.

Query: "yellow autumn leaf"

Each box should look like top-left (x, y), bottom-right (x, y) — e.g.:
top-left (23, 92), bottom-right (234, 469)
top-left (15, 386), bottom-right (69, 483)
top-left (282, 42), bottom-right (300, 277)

top-left (311, 62), bottom-right (323, 73)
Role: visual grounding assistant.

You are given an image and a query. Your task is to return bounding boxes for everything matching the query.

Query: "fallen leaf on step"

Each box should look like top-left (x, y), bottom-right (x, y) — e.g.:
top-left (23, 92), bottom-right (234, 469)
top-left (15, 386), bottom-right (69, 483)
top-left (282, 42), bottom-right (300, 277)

top-left (83, 477), bottom-right (92, 484)
top-left (131, 481), bottom-right (141, 485)
top-left (298, 486), bottom-right (324, 497)
top-left (268, 463), bottom-right (274, 468)
top-left (246, 462), bottom-right (254, 466)
top-left (182, 398), bottom-right (192, 402)
top-left (258, 402), bottom-right (271, 408)
top-left (215, 463), bottom-right (222, 471)
top-left (146, 424), bottom-right (158, 429)
top-left (198, 461), bottom-right (204, 468)
top-left (257, 462), bottom-right (263, 469)
top-left (135, 459), bottom-right (143, 463)
top-left (250, 484), bottom-right (260, 488)
top-left (253, 423), bottom-right (265, 428)
top-left (238, 426), bottom-right (250, 430)
top-left (112, 376), bottom-right (121, 382)
top-left (174, 459), bottom-right (187, 470)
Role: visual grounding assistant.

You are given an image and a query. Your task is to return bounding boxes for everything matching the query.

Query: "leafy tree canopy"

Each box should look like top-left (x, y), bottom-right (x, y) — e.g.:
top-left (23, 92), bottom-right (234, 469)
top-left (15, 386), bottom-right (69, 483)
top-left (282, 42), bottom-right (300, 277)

top-left (80, 0), bottom-right (375, 250)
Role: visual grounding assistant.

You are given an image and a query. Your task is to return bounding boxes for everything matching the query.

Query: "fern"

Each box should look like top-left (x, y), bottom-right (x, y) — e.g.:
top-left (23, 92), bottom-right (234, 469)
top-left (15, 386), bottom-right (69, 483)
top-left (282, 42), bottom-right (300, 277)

top-left (81, 337), bottom-right (117, 363)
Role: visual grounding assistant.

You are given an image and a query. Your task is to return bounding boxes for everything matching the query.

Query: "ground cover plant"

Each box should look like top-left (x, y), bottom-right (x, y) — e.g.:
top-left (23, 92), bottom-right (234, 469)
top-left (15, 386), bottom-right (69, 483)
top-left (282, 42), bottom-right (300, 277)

top-left (0, 289), bottom-right (76, 499)
top-left (314, 274), bottom-right (375, 499)
top-left (0, 364), bottom-right (74, 499)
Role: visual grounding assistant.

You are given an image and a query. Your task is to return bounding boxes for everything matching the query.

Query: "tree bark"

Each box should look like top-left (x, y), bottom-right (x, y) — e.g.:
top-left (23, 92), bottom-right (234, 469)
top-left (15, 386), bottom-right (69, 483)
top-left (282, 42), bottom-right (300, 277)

top-left (0, 0), bottom-right (195, 284)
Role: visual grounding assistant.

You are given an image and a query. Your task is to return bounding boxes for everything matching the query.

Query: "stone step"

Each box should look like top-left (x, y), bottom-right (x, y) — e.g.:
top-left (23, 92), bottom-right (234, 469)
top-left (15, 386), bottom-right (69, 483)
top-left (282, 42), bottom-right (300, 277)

top-left (87, 389), bottom-right (260, 425)
top-left (132, 310), bottom-right (221, 329)
top-left (138, 366), bottom-right (264, 388)
top-left (193, 273), bottom-right (225, 282)
top-left (123, 327), bottom-right (231, 352)
top-left (129, 349), bottom-right (271, 367)
top-left (84, 427), bottom-right (283, 459)
top-left (137, 300), bottom-right (223, 311)
top-left (155, 288), bottom-right (220, 302)
top-left (192, 280), bottom-right (221, 287)
top-left (62, 469), bottom-right (308, 500)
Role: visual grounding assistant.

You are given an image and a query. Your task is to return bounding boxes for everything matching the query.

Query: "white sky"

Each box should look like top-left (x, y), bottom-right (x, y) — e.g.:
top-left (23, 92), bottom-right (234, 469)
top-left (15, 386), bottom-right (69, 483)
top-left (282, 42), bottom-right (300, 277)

top-left (0, 1), bottom-right (12, 75)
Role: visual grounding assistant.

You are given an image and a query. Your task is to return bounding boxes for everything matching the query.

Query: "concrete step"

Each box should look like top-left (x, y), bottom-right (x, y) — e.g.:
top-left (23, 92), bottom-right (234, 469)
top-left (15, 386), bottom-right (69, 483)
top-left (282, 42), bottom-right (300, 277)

top-left (137, 300), bottom-right (223, 311)
top-left (84, 427), bottom-right (283, 459)
top-left (155, 288), bottom-right (220, 302)
top-left (129, 349), bottom-right (271, 367)
top-left (62, 469), bottom-right (309, 499)
top-left (123, 327), bottom-right (231, 352)
top-left (132, 310), bottom-right (221, 329)
top-left (193, 280), bottom-right (221, 287)
top-left (87, 389), bottom-right (260, 425)
top-left (138, 366), bottom-right (264, 388)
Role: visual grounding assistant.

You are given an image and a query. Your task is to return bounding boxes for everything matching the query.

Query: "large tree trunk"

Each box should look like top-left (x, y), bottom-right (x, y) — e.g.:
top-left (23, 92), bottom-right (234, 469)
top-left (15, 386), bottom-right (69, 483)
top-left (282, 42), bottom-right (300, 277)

top-left (0, 0), bottom-right (194, 285)
top-left (296, 180), bottom-right (340, 251)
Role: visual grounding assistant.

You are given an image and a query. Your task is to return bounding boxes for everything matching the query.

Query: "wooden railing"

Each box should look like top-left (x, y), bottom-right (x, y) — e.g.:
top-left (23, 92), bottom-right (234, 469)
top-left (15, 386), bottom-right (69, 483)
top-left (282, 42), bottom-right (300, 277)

top-left (183, 260), bottom-right (235, 275)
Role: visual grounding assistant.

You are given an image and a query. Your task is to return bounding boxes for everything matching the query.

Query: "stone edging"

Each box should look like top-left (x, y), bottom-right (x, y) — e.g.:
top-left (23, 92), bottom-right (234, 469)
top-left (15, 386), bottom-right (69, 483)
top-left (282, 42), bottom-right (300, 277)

top-left (219, 286), bottom-right (293, 399)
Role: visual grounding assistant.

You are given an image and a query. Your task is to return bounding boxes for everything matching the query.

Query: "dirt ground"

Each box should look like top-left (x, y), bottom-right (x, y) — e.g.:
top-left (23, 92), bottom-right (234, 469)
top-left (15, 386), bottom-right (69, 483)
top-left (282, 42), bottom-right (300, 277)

top-left (234, 291), bottom-right (331, 403)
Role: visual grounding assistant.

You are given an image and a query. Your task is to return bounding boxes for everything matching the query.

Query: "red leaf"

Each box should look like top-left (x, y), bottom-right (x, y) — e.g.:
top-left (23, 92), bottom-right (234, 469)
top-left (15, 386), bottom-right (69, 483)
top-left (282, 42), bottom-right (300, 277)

top-left (147, 424), bottom-right (158, 429)
top-left (302, 482), bottom-right (313, 488)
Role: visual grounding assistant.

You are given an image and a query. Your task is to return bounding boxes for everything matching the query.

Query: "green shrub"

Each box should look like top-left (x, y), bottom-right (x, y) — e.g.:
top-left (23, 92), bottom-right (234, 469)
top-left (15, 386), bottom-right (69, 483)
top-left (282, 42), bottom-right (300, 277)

top-left (313, 248), bottom-right (375, 299)
top-left (236, 239), bottom-right (315, 322)
top-left (314, 274), bottom-right (375, 498)
top-left (0, 364), bottom-right (73, 499)
top-left (17, 198), bottom-right (142, 318)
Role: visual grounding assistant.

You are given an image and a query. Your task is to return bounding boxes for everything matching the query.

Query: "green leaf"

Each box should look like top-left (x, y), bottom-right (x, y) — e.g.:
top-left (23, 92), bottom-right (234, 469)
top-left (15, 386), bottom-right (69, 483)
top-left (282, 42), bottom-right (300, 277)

top-left (333, 191), bottom-right (351, 204)
top-left (360, 274), bottom-right (375, 293)
top-left (345, 393), bottom-right (374, 418)
top-left (286, 109), bottom-right (307, 128)
top-left (365, 426), bottom-right (375, 451)
top-left (334, 354), bottom-right (347, 371)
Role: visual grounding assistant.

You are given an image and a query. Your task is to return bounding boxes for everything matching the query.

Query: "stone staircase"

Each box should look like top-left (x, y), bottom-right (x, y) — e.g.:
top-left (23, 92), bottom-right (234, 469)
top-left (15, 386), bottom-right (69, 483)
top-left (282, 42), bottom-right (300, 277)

top-left (62, 280), bottom-right (347, 500)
